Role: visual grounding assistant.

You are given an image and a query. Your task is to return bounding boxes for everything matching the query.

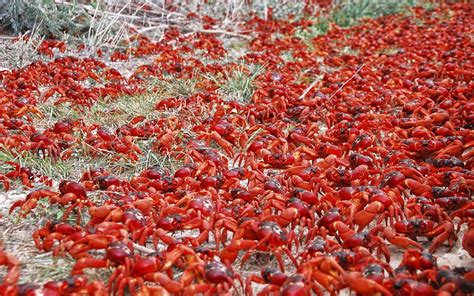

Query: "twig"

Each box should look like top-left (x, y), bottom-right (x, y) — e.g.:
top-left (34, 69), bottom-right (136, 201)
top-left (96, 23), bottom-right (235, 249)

top-left (187, 27), bottom-right (252, 40)
top-left (132, 243), bottom-right (156, 254)
top-left (0, 35), bottom-right (16, 40)
top-left (56, 0), bottom-right (184, 22)
top-left (35, 251), bottom-right (53, 258)
top-left (328, 63), bottom-right (365, 100)
top-left (138, 25), bottom-right (170, 34)
top-left (299, 74), bottom-right (324, 100)
top-left (55, 0), bottom-right (251, 41)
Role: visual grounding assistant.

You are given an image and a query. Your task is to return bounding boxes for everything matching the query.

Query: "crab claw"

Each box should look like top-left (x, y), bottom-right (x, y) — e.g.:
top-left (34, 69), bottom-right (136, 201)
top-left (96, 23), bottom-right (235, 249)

top-left (354, 201), bottom-right (385, 231)
top-left (382, 227), bottom-right (423, 250)
top-left (341, 272), bottom-right (392, 296)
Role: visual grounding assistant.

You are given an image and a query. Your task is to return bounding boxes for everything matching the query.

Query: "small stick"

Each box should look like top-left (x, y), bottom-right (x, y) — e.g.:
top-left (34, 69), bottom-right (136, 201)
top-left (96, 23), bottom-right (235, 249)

top-left (328, 63), bottom-right (365, 100)
top-left (35, 251), bottom-right (53, 258)
top-left (188, 27), bottom-right (252, 40)
top-left (132, 243), bottom-right (156, 255)
top-left (299, 74), bottom-right (324, 100)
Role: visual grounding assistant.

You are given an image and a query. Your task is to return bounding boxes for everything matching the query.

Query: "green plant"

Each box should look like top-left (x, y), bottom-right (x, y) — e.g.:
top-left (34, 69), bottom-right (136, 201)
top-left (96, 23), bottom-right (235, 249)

top-left (294, 18), bottom-right (331, 43)
top-left (294, 0), bottom-right (429, 48)
top-left (215, 64), bottom-right (265, 103)
top-left (0, 0), bottom-right (89, 38)
top-left (0, 148), bottom-right (76, 181)
top-left (331, 0), bottom-right (423, 27)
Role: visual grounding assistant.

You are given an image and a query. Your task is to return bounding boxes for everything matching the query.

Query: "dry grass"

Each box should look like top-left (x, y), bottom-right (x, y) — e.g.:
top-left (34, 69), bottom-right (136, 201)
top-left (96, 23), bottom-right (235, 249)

top-left (0, 31), bottom-right (42, 69)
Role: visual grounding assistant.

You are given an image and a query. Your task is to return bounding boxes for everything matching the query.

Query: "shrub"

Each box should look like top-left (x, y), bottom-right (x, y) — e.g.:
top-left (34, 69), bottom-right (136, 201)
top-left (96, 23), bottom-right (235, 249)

top-left (0, 0), bottom-right (89, 38)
